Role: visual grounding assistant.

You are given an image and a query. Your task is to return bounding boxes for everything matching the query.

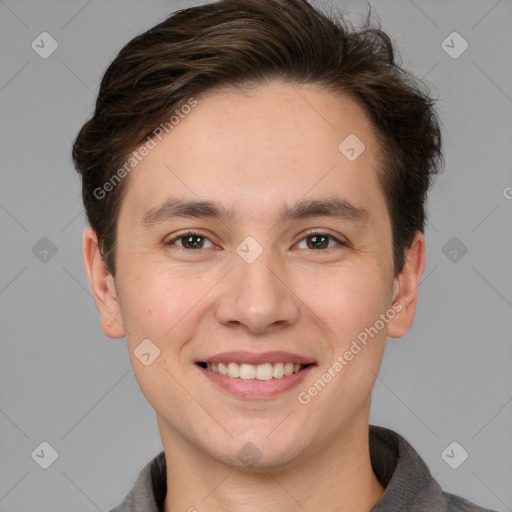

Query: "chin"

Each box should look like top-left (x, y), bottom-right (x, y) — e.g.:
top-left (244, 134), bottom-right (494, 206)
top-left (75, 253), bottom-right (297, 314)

top-left (209, 435), bottom-right (307, 472)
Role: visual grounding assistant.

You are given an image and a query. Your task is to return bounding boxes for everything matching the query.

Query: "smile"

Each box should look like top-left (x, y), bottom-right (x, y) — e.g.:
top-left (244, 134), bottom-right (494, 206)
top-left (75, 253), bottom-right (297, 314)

top-left (195, 351), bottom-right (316, 398)
top-left (199, 362), bottom-right (308, 380)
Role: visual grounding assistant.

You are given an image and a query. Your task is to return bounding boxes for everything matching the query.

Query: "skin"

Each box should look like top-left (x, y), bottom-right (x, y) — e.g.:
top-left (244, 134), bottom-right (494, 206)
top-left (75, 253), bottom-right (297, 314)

top-left (83, 80), bottom-right (425, 511)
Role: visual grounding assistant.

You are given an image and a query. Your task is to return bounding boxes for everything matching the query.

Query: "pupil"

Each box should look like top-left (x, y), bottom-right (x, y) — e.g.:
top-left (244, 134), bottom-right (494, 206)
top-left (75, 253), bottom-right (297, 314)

top-left (186, 235), bottom-right (202, 248)
top-left (309, 235), bottom-right (327, 249)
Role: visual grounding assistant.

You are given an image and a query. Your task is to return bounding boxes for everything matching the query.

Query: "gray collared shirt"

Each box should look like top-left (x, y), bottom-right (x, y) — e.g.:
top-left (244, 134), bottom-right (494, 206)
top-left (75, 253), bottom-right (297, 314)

top-left (109, 425), bottom-right (497, 511)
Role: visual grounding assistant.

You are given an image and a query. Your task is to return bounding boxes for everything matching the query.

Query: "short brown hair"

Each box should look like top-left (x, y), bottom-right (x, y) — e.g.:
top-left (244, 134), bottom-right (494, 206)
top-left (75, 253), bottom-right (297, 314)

top-left (72, 0), bottom-right (442, 276)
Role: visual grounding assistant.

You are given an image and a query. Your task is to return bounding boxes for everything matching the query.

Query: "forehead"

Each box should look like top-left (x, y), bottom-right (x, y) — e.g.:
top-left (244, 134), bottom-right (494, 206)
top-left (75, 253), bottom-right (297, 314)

top-left (120, 81), bottom-right (386, 223)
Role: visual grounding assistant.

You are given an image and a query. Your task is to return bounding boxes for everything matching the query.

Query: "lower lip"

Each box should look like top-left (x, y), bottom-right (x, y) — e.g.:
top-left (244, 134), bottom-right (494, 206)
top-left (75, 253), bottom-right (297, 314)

top-left (197, 364), bottom-right (315, 399)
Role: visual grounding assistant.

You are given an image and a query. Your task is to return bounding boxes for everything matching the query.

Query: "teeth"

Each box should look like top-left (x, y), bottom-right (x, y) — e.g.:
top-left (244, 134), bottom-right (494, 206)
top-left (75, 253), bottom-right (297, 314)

top-left (239, 363), bottom-right (256, 380)
top-left (256, 363), bottom-right (273, 380)
top-left (227, 362), bottom-right (239, 378)
top-left (273, 362), bottom-right (284, 378)
top-left (204, 361), bottom-right (306, 380)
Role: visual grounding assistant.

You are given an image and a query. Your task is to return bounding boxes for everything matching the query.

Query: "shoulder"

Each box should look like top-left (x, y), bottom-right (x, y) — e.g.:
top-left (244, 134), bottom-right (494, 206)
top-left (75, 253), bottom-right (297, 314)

top-left (108, 451), bottom-right (166, 512)
top-left (369, 425), bottom-right (498, 512)
top-left (442, 491), bottom-right (498, 512)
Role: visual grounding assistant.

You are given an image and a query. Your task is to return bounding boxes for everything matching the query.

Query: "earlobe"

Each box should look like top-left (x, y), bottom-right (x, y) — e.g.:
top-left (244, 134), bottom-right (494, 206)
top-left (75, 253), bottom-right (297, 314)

top-left (387, 232), bottom-right (426, 339)
top-left (82, 226), bottom-right (125, 339)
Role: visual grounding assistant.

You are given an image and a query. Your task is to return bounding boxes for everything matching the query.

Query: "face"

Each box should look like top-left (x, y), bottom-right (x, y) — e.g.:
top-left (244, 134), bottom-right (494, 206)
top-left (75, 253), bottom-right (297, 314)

top-left (84, 80), bottom-right (424, 470)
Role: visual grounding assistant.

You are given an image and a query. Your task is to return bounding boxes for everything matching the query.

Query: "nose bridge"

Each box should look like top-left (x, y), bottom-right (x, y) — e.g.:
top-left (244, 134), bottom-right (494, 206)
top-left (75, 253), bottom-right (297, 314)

top-left (236, 240), bottom-right (280, 296)
top-left (215, 236), bottom-right (300, 332)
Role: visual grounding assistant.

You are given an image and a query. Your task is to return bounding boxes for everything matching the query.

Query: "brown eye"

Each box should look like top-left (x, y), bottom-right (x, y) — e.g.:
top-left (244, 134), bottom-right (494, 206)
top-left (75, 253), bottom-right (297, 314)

top-left (165, 232), bottom-right (214, 249)
top-left (306, 234), bottom-right (330, 249)
top-left (297, 233), bottom-right (344, 250)
top-left (181, 234), bottom-right (205, 249)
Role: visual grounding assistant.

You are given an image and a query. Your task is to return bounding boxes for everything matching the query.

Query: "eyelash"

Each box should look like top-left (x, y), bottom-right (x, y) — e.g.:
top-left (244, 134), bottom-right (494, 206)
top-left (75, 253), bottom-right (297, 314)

top-left (164, 230), bottom-right (347, 251)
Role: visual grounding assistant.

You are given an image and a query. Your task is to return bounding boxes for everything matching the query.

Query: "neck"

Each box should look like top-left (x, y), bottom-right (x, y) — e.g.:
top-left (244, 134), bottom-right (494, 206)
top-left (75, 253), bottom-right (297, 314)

top-left (159, 414), bottom-right (385, 512)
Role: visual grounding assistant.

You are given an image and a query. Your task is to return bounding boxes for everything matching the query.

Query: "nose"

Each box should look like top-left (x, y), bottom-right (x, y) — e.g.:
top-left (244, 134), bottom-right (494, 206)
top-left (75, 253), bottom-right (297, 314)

top-left (214, 245), bottom-right (301, 334)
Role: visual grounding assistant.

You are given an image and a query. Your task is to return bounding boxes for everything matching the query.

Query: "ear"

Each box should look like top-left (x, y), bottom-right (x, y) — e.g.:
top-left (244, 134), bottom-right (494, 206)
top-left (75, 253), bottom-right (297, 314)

top-left (82, 226), bottom-right (125, 339)
top-left (387, 231), bottom-right (426, 338)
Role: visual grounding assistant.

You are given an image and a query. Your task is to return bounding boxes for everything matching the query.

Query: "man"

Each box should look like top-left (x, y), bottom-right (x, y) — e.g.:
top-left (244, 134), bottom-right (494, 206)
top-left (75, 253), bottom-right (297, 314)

top-left (72, 0), bottom-right (497, 510)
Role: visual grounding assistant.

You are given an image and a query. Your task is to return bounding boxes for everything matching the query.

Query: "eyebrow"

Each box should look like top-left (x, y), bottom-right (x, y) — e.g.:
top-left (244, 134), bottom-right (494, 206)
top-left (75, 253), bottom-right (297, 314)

top-left (140, 196), bottom-right (368, 227)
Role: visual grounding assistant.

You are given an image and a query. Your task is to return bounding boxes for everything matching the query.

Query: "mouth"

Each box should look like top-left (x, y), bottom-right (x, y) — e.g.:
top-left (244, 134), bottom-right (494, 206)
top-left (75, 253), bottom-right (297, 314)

top-left (196, 361), bottom-right (312, 380)
top-left (195, 351), bottom-right (316, 399)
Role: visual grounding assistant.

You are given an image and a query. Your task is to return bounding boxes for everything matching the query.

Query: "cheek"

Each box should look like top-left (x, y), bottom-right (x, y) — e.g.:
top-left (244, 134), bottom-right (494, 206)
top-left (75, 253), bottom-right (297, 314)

top-left (296, 263), bottom-right (392, 342)
top-left (116, 271), bottom-right (197, 406)
top-left (115, 265), bottom-right (200, 350)
top-left (296, 263), bottom-right (391, 398)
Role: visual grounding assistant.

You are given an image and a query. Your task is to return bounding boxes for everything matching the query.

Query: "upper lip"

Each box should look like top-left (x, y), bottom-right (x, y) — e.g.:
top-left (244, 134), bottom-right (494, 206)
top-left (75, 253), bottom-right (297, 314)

top-left (197, 351), bottom-right (316, 366)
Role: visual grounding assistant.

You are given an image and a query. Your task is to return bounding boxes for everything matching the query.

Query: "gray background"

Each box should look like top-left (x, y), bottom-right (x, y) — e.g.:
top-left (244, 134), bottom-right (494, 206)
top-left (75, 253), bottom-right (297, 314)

top-left (0, 0), bottom-right (511, 510)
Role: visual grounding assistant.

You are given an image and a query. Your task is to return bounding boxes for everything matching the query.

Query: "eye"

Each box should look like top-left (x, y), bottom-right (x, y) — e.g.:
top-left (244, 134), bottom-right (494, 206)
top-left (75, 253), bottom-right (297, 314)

top-left (164, 230), bottom-right (346, 251)
top-left (165, 231), bottom-right (214, 250)
top-left (296, 232), bottom-right (346, 250)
